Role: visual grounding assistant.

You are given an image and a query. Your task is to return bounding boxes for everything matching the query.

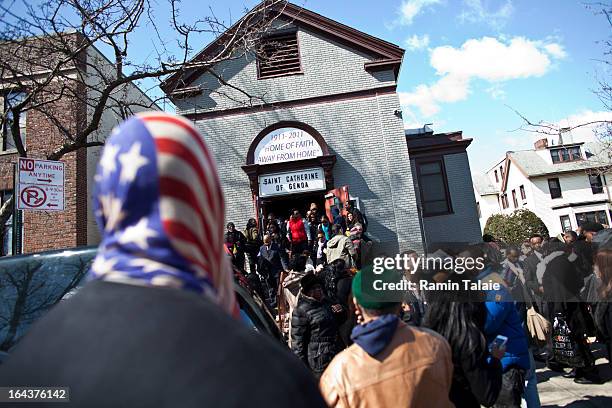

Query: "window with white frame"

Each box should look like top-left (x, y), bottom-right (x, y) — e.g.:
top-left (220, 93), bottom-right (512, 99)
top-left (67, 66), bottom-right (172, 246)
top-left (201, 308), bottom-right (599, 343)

top-left (1, 90), bottom-right (27, 152)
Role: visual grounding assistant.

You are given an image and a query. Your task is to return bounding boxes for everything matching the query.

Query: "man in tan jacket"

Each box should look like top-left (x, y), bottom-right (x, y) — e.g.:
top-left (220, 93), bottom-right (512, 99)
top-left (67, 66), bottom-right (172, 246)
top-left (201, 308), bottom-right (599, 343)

top-left (319, 267), bottom-right (454, 408)
top-left (324, 224), bottom-right (356, 267)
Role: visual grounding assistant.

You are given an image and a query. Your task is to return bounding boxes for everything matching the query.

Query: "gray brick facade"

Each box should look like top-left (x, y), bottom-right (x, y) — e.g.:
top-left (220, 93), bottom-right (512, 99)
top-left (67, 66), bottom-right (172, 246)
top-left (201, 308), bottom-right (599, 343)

top-left (176, 24), bottom-right (396, 115)
top-left (175, 21), bottom-right (424, 255)
top-left (411, 152), bottom-right (482, 246)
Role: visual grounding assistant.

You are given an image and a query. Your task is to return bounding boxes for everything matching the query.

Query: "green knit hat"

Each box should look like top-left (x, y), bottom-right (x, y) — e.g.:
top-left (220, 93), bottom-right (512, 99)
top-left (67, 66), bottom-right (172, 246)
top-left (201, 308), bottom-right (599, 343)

top-left (352, 264), bottom-right (404, 309)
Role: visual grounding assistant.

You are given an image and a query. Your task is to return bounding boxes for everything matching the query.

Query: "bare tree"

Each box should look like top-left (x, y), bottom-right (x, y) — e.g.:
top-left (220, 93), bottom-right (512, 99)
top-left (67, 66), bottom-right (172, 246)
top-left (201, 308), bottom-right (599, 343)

top-left (0, 0), bottom-right (289, 245)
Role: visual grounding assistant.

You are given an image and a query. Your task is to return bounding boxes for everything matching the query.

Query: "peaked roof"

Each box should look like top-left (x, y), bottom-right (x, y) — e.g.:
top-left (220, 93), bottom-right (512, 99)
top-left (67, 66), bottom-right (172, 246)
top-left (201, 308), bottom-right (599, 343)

top-left (472, 173), bottom-right (498, 196)
top-left (499, 142), bottom-right (612, 192)
top-left (161, 1), bottom-right (405, 94)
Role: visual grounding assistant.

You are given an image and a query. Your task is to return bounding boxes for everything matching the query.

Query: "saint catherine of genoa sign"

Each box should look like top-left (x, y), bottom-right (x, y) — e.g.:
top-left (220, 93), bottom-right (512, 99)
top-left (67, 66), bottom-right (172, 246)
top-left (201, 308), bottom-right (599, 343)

top-left (259, 168), bottom-right (326, 197)
top-left (17, 157), bottom-right (65, 211)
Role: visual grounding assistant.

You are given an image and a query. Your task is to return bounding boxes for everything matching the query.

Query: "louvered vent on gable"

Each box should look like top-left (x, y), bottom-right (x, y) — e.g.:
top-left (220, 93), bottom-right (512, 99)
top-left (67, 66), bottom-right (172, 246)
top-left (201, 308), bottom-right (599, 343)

top-left (257, 32), bottom-right (302, 79)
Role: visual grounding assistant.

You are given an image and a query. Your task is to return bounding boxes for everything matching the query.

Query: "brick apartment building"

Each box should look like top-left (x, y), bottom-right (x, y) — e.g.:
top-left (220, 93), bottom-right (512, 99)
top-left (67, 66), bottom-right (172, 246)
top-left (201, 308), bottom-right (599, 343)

top-left (0, 36), bottom-right (155, 255)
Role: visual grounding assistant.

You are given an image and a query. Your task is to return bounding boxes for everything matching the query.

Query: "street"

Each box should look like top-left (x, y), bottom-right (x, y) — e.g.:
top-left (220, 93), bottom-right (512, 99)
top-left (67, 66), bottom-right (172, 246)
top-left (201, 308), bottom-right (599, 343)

top-left (537, 344), bottom-right (612, 407)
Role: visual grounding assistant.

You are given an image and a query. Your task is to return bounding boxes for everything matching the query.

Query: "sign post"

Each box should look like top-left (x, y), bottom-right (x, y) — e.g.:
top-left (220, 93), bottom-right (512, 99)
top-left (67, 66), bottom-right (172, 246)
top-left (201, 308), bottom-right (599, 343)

top-left (17, 158), bottom-right (65, 212)
top-left (12, 163), bottom-right (22, 255)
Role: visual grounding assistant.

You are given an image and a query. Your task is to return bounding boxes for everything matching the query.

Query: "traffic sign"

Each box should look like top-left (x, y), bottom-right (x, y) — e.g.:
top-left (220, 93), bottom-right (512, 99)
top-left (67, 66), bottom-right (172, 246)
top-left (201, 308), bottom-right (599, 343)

top-left (17, 158), bottom-right (65, 211)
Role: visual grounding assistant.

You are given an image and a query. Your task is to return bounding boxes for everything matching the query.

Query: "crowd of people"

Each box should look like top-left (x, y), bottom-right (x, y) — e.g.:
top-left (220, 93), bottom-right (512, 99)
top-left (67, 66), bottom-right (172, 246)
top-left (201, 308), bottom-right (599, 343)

top-left (2, 112), bottom-right (611, 408)
top-left (493, 223), bottom-right (612, 386)
top-left (224, 203), bottom-right (612, 407)
top-left (223, 202), bottom-right (370, 308)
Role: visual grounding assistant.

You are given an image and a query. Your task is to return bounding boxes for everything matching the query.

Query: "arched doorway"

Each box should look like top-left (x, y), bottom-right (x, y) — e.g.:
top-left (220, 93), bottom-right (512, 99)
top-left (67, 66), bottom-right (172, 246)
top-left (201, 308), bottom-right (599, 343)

top-left (241, 121), bottom-right (337, 225)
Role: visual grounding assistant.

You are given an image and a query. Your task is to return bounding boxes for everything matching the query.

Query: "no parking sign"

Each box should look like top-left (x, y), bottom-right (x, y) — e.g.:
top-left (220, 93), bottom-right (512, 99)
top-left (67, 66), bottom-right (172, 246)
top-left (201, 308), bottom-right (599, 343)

top-left (17, 158), bottom-right (65, 211)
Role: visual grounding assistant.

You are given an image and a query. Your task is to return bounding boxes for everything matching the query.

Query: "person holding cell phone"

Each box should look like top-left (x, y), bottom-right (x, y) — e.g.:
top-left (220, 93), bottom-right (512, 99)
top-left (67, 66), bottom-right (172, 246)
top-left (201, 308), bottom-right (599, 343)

top-left (458, 245), bottom-right (531, 408)
top-left (424, 278), bottom-right (504, 408)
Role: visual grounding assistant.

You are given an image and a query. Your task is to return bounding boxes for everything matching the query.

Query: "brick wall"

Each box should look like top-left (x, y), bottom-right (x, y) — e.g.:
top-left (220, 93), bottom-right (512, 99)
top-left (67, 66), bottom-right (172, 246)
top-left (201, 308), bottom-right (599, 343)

top-left (176, 24), bottom-right (397, 115)
top-left (0, 81), bottom-right (87, 254)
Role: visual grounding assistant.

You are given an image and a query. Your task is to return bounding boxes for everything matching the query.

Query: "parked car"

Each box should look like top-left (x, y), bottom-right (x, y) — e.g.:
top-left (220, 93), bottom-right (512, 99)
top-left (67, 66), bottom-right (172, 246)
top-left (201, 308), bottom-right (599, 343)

top-left (0, 246), bottom-right (282, 363)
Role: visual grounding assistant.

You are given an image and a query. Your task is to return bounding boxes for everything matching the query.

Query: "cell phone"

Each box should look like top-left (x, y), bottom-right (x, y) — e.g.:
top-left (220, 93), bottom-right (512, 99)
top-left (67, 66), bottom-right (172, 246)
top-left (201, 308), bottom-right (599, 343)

top-left (491, 335), bottom-right (508, 350)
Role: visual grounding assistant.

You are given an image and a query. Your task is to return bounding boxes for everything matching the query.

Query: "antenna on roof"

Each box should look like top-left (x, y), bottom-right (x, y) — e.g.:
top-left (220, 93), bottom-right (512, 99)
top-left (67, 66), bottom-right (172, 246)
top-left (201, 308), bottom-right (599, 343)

top-left (559, 127), bottom-right (571, 146)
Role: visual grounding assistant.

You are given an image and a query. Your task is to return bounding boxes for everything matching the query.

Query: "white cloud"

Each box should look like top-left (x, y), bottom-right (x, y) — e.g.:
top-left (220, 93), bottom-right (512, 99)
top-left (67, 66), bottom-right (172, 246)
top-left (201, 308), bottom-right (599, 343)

top-left (406, 34), bottom-right (430, 51)
top-left (400, 36), bottom-right (566, 118)
top-left (486, 84), bottom-right (506, 100)
top-left (431, 37), bottom-right (555, 81)
top-left (399, 0), bottom-right (441, 25)
top-left (400, 76), bottom-right (470, 116)
top-left (458, 0), bottom-right (514, 30)
top-left (543, 43), bottom-right (567, 59)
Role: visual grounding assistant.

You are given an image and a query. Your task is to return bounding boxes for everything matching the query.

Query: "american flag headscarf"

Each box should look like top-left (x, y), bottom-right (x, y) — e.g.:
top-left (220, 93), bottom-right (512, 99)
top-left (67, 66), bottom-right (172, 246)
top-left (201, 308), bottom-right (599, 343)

top-left (89, 112), bottom-right (237, 316)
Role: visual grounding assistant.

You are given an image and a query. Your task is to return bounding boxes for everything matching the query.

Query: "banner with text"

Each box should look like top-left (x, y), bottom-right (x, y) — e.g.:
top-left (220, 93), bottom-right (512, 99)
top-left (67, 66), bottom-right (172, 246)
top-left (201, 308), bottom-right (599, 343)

top-left (254, 127), bottom-right (323, 165)
top-left (259, 168), bottom-right (326, 197)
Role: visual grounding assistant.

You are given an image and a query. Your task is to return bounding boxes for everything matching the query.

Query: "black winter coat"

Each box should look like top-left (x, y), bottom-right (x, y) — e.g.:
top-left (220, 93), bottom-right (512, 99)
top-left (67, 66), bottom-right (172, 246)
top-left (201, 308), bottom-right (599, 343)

top-left (523, 252), bottom-right (542, 296)
top-left (0, 281), bottom-right (327, 408)
top-left (543, 255), bottom-right (592, 341)
top-left (258, 243), bottom-right (287, 276)
top-left (573, 240), bottom-right (595, 279)
top-left (291, 295), bottom-right (339, 375)
top-left (450, 347), bottom-right (503, 408)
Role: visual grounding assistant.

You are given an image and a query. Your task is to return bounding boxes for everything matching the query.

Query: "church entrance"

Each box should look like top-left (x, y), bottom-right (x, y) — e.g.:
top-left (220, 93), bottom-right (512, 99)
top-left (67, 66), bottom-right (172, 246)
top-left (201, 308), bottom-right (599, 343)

top-left (260, 191), bottom-right (326, 222)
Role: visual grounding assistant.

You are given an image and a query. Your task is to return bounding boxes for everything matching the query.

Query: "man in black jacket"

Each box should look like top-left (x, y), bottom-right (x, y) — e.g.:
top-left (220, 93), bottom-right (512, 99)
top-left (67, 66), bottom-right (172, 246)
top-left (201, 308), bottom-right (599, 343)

top-left (258, 234), bottom-right (288, 291)
top-left (320, 259), bottom-right (353, 347)
top-left (524, 234), bottom-right (544, 299)
top-left (573, 222), bottom-right (604, 280)
top-left (542, 241), bottom-right (602, 384)
top-left (291, 274), bottom-right (340, 378)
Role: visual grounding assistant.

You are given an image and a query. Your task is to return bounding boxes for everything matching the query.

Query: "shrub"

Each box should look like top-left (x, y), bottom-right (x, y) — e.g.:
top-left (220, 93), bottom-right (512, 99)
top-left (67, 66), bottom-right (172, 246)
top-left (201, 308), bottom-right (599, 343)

top-left (484, 209), bottom-right (548, 245)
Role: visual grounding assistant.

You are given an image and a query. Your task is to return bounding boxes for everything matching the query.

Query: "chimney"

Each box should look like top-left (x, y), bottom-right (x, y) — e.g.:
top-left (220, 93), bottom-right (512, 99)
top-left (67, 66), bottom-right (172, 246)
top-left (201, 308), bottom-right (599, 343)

top-left (534, 138), bottom-right (548, 150)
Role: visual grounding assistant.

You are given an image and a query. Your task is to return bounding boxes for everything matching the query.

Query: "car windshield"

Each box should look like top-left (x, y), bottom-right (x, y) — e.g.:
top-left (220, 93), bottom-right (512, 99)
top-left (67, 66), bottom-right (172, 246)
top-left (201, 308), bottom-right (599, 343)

top-left (0, 247), bottom-right (95, 351)
top-left (0, 247), bottom-right (279, 352)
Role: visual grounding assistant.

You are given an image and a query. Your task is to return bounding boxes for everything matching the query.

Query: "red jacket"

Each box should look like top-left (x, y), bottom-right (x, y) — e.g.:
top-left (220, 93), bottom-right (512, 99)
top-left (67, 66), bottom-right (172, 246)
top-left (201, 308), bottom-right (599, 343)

top-left (288, 218), bottom-right (307, 243)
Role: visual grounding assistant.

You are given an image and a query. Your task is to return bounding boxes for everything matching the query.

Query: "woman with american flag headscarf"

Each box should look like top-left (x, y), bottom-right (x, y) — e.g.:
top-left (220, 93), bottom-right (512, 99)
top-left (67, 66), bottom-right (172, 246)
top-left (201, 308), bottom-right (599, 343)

top-left (89, 111), bottom-right (237, 315)
top-left (0, 112), bottom-right (327, 408)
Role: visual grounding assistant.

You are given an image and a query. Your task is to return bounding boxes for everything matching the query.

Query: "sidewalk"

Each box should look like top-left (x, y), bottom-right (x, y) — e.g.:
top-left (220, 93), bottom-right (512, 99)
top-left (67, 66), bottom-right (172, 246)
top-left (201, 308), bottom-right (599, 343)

top-left (536, 344), bottom-right (612, 407)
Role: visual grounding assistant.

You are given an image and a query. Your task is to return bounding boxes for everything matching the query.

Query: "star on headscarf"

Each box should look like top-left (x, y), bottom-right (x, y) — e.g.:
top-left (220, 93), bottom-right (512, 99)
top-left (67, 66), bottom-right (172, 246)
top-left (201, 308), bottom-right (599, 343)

top-left (91, 256), bottom-right (119, 275)
top-left (129, 258), bottom-right (181, 274)
top-left (119, 218), bottom-right (157, 250)
top-left (99, 143), bottom-right (120, 178)
top-left (99, 193), bottom-right (127, 231)
top-left (118, 142), bottom-right (149, 183)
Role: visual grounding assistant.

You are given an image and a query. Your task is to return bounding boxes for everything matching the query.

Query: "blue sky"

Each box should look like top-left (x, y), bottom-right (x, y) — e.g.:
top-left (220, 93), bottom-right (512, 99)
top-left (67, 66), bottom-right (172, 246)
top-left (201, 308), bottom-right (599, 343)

top-left (289, 0), bottom-right (610, 172)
